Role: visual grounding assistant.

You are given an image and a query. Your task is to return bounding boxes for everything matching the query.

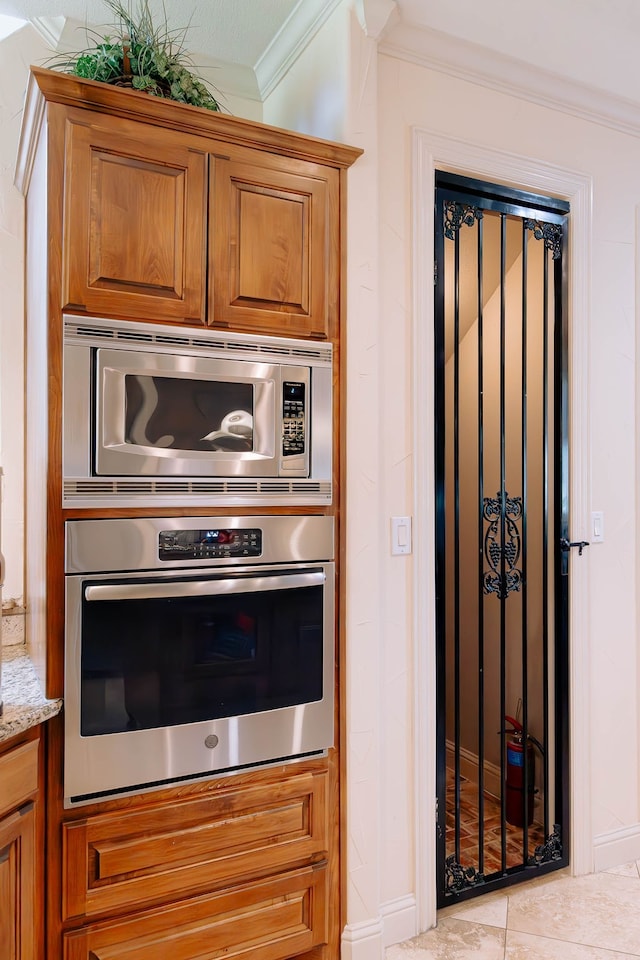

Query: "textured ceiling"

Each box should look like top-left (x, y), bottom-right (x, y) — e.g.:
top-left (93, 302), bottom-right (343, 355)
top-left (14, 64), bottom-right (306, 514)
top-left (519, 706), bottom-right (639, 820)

top-left (0, 0), bottom-right (300, 66)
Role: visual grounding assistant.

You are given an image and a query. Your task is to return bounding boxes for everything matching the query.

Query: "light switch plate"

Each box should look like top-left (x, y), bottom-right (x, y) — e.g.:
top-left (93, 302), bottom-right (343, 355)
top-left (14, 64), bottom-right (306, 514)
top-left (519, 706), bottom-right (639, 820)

top-left (591, 511), bottom-right (604, 543)
top-left (391, 516), bottom-right (412, 555)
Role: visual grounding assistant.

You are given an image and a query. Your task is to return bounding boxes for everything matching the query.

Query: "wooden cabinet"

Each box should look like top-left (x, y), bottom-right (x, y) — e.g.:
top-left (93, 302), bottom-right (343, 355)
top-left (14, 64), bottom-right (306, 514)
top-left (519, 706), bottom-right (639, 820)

top-left (210, 146), bottom-right (338, 340)
top-left (21, 69), bottom-right (356, 340)
top-left (61, 111), bottom-right (207, 324)
top-left (62, 770), bottom-right (328, 922)
top-left (16, 67), bottom-right (360, 960)
top-left (54, 763), bottom-right (335, 960)
top-left (63, 866), bottom-right (328, 960)
top-left (0, 736), bottom-right (40, 960)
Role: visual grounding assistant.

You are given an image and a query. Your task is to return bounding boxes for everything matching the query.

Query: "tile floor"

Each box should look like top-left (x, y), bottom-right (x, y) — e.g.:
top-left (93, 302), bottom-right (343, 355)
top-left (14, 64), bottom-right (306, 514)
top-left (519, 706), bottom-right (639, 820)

top-left (386, 863), bottom-right (640, 958)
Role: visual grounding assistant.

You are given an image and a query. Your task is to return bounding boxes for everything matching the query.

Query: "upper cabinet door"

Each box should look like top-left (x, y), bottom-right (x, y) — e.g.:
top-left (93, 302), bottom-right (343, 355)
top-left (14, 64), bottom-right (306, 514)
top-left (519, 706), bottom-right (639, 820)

top-left (62, 115), bottom-right (207, 324)
top-left (210, 148), bottom-right (339, 340)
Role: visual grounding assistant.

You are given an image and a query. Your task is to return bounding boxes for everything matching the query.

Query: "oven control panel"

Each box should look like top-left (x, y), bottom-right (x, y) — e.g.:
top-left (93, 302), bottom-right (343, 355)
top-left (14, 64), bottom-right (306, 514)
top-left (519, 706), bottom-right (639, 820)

top-left (158, 528), bottom-right (262, 561)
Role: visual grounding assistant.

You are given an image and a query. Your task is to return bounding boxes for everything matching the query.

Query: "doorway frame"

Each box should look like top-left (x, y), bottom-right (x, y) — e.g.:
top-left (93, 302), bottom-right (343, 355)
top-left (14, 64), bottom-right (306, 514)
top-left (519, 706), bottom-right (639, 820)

top-left (411, 128), bottom-right (593, 932)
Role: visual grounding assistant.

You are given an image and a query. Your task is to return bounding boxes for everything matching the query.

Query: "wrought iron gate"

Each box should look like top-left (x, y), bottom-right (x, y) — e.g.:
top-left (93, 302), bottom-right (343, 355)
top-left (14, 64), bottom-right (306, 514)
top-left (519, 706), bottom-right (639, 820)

top-left (434, 173), bottom-right (570, 905)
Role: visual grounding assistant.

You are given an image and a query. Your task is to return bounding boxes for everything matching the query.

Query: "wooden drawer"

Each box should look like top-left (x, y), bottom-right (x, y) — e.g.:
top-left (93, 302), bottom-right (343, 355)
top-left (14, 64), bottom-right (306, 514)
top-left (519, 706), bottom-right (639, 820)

top-left (63, 771), bottom-right (328, 922)
top-left (0, 740), bottom-right (39, 817)
top-left (63, 863), bottom-right (327, 960)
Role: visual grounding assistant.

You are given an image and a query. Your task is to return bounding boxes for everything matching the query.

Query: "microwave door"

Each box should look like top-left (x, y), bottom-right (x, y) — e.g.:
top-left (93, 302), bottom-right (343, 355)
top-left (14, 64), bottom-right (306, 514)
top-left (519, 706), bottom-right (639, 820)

top-left (95, 348), bottom-right (281, 478)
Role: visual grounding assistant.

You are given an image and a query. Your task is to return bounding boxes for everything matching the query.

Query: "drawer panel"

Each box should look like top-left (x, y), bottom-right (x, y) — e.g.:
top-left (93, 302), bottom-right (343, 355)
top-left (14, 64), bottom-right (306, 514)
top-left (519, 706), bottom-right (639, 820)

top-left (63, 771), bottom-right (328, 921)
top-left (0, 739), bottom-right (39, 816)
top-left (63, 864), bottom-right (328, 960)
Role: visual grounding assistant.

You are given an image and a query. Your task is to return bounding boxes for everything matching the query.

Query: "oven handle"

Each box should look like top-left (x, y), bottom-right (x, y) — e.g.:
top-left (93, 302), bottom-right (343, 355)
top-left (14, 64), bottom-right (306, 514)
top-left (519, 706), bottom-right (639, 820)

top-left (83, 570), bottom-right (326, 603)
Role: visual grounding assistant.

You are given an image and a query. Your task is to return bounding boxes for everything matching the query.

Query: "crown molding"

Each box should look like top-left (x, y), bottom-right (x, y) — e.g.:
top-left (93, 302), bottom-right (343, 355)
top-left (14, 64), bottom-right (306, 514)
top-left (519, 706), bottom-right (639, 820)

top-left (254, 0), bottom-right (344, 101)
top-left (355, 0), bottom-right (399, 40)
top-left (381, 21), bottom-right (640, 139)
top-left (29, 15), bottom-right (66, 49)
top-left (14, 69), bottom-right (45, 196)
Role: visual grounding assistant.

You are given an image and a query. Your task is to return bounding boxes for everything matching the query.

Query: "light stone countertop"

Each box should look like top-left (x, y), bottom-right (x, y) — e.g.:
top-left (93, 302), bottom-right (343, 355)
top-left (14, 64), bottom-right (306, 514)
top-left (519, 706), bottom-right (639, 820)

top-left (0, 644), bottom-right (62, 743)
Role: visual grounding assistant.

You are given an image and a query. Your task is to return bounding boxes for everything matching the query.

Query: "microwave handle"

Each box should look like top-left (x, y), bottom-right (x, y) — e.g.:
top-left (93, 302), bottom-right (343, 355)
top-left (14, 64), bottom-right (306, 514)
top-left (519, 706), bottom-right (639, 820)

top-left (84, 570), bottom-right (325, 603)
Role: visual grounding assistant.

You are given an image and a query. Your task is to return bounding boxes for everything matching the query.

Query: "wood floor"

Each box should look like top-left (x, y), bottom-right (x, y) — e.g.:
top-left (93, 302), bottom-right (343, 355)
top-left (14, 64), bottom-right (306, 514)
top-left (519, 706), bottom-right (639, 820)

top-left (446, 770), bottom-right (546, 876)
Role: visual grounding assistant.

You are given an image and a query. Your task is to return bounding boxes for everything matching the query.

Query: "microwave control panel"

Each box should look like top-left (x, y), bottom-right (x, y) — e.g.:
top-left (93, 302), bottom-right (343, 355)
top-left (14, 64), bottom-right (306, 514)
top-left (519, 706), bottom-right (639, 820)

top-left (159, 528), bottom-right (262, 561)
top-left (282, 381), bottom-right (306, 457)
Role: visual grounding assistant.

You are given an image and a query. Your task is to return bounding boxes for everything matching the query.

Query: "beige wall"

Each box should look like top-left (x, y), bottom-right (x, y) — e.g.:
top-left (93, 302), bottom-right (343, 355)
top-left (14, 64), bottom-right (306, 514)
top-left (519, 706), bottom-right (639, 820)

top-left (0, 23), bottom-right (50, 603)
top-left (268, 7), bottom-right (640, 946)
top-left (377, 44), bottom-right (639, 890)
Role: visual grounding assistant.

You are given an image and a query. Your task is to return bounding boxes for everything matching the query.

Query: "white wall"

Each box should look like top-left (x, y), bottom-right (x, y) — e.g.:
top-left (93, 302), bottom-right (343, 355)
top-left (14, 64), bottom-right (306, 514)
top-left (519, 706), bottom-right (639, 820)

top-left (262, 0), bottom-right (349, 140)
top-left (378, 50), bottom-right (639, 844)
top-left (267, 7), bottom-right (640, 955)
top-left (0, 23), bottom-right (51, 603)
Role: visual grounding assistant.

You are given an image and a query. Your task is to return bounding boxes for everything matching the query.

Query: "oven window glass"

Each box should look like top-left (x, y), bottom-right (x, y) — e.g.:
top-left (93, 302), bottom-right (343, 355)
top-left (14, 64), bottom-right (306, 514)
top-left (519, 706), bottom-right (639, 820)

top-left (80, 576), bottom-right (324, 736)
top-left (124, 376), bottom-right (254, 451)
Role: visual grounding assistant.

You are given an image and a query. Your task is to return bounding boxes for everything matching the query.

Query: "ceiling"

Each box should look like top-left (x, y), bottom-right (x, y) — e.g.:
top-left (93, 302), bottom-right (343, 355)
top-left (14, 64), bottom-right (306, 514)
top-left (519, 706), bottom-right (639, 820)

top-left (3, 0), bottom-right (640, 106)
top-left (0, 0), bottom-right (301, 68)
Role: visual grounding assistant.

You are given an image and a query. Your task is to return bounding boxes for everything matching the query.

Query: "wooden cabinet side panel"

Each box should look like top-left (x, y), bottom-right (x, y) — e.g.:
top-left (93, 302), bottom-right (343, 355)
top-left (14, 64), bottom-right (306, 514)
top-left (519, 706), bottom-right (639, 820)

top-left (62, 866), bottom-right (327, 960)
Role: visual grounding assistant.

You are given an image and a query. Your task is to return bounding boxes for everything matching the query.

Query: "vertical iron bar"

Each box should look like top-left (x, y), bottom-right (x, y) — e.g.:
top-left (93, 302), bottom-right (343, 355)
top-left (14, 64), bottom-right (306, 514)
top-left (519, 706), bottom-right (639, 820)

top-left (499, 213), bottom-right (507, 873)
top-left (454, 223), bottom-right (462, 864)
top-left (477, 215), bottom-right (485, 875)
top-left (521, 223), bottom-right (530, 861)
top-left (542, 244), bottom-right (550, 838)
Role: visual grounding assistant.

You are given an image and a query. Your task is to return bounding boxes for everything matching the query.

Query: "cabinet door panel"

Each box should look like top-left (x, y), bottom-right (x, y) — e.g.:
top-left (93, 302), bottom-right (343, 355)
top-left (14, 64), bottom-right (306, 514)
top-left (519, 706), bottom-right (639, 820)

top-left (0, 804), bottom-right (36, 960)
top-left (62, 116), bottom-right (206, 323)
top-left (211, 151), bottom-right (338, 340)
top-left (0, 740), bottom-right (38, 815)
top-left (63, 771), bottom-right (328, 921)
top-left (63, 865), bottom-right (327, 960)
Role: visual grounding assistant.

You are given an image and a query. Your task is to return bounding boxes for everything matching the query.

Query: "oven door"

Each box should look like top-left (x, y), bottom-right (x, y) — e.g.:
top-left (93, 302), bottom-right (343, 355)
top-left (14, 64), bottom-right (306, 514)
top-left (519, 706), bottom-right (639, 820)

top-left (64, 561), bottom-right (334, 805)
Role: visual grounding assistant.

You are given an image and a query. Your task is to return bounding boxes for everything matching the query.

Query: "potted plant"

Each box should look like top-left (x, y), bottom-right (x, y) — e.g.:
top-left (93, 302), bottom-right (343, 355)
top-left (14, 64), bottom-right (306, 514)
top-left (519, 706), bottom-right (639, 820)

top-left (51, 0), bottom-right (221, 111)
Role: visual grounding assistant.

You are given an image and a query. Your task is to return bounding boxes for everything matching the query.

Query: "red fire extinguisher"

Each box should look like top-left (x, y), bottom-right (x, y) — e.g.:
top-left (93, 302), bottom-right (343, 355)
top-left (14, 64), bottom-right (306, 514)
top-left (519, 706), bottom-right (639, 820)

top-left (505, 715), bottom-right (536, 827)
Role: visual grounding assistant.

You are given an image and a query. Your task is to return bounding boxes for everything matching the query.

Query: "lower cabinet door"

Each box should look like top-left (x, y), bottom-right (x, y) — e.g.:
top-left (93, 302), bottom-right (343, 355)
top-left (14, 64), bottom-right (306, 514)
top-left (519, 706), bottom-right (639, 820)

top-left (0, 803), bottom-right (36, 960)
top-left (63, 864), bottom-right (328, 960)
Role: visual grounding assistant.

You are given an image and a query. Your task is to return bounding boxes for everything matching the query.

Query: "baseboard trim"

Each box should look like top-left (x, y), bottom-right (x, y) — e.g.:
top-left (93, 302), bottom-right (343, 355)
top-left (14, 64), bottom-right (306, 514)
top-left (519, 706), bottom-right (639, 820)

top-left (341, 916), bottom-right (384, 960)
top-left (341, 895), bottom-right (417, 958)
top-left (381, 894), bottom-right (417, 948)
top-left (445, 739), bottom-right (501, 800)
top-left (593, 823), bottom-right (640, 872)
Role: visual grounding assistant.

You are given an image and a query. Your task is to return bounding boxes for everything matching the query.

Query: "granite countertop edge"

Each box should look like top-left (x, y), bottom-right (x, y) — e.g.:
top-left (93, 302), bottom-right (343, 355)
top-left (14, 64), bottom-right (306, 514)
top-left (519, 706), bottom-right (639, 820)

top-left (1, 645), bottom-right (62, 743)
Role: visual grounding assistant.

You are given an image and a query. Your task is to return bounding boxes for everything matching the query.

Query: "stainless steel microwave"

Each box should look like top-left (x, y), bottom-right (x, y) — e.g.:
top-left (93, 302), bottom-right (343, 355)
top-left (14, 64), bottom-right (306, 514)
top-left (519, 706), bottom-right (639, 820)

top-left (62, 315), bottom-right (333, 507)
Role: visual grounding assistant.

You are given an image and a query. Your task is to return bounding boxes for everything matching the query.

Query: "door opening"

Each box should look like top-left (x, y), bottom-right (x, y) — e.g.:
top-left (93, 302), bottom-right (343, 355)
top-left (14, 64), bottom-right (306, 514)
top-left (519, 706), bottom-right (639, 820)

top-left (434, 172), bottom-right (570, 905)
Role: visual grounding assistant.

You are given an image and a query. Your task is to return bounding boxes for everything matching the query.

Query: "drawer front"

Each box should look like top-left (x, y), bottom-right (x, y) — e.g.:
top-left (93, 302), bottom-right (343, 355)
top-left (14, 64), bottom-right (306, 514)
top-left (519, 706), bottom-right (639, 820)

top-left (63, 864), bottom-right (328, 960)
top-left (0, 739), bottom-right (39, 816)
top-left (63, 771), bottom-right (328, 921)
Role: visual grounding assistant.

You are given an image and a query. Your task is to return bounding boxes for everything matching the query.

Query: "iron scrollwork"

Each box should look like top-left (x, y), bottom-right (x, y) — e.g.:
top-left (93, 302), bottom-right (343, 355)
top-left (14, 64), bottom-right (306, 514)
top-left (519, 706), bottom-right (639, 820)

top-left (528, 824), bottom-right (563, 865)
top-left (445, 855), bottom-right (486, 894)
top-left (483, 492), bottom-right (523, 599)
top-left (524, 218), bottom-right (562, 260)
top-left (444, 201), bottom-right (483, 240)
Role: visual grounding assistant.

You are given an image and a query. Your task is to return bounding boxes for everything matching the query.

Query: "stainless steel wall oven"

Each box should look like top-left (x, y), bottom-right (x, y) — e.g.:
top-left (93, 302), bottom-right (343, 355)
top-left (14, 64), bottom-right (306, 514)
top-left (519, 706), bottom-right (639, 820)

top-left (64, 515), bottom-right (334, 806)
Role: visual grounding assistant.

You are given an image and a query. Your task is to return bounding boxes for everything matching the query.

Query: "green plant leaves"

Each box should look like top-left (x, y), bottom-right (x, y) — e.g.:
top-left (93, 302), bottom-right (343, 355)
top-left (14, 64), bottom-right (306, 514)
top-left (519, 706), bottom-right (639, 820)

top-left (50, 0), bottom-right (221, 111)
